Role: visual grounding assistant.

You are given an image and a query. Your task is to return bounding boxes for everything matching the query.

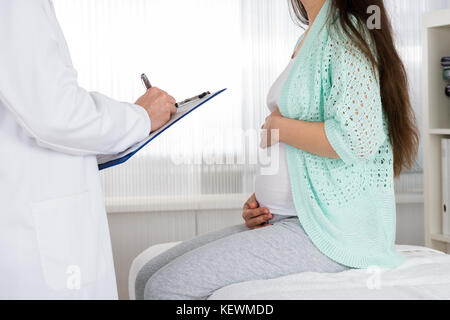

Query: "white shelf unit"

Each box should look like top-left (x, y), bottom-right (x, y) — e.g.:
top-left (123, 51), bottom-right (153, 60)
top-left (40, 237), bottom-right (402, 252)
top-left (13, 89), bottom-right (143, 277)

top-left (423, 8), bottom-right (450, 253)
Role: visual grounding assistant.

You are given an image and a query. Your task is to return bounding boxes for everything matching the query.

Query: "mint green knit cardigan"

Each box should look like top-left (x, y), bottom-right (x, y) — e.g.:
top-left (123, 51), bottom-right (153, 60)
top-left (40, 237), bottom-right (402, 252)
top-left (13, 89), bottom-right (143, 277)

top-left (279, 0), bottom-right (405, 269)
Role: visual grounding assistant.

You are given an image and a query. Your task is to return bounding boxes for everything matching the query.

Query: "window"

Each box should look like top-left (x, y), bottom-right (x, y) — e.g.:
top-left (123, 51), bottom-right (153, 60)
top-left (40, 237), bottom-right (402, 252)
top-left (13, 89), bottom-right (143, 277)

top-left (53, 0), bottom-right (450, 210)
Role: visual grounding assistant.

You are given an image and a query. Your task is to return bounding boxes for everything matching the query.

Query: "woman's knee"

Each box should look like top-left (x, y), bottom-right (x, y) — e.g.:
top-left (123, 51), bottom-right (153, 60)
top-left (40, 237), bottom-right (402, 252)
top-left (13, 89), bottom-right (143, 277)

top-left (144, 261), bottom-right (210, 300)
top-left (144, 270), bottom-right (172, 300)
top-left (135, 257), bottom-right (167, 300)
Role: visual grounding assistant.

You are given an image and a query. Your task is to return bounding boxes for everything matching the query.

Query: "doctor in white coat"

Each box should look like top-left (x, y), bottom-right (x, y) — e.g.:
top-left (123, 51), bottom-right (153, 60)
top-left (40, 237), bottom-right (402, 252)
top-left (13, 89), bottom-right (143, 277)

top-left (0, 0), bottom-right (177, 299)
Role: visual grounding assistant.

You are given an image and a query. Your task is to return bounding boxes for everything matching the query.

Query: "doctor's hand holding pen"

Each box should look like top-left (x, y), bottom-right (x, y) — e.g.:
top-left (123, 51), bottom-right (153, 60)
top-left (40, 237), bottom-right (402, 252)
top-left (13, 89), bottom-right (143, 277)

top-left (135, 74), bottom-right (177, 133)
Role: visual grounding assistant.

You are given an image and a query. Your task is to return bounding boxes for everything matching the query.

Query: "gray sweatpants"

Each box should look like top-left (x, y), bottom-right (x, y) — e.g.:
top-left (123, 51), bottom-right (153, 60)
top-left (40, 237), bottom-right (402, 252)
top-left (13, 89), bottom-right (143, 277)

top-left (136, 215), bottom-right (349, 300)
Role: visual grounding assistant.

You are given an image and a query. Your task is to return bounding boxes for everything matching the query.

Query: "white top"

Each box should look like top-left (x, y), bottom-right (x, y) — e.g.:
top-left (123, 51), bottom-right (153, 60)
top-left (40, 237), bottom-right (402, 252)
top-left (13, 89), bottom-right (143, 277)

top-left (254, 59), bottom-right (297, 216)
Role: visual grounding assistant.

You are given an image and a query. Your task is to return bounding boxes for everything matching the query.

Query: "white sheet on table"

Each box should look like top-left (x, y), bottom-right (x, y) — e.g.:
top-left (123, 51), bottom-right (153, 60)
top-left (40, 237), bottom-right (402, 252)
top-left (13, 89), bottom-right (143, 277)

top-left (129, 244), bottom-right (450, 300)
top-left (210, 246), bottom-right (450, 300)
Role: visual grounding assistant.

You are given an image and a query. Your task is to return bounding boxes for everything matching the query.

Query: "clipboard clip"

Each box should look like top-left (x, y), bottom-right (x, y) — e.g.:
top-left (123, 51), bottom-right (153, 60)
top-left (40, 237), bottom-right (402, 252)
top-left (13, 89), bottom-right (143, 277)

top-left (175, 91), bottom-right (211, 108)
top-left (140, 74), bottom-right (211, 108)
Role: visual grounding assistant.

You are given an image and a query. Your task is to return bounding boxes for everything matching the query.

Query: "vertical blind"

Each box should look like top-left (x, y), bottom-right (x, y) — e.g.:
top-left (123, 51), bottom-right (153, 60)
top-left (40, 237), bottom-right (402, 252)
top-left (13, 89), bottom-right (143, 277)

top-left (53, 0), bottom-right (450, 209)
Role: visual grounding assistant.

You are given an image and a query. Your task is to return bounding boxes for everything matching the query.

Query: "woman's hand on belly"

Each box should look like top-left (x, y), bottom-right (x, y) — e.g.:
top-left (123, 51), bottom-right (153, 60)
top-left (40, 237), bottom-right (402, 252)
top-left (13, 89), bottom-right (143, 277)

top-left (242, 193), bottom-right (273, 229)
top-left (261, 109), bottom-right (283, 148)
top-left (260, 108), bottom-right (340, 159)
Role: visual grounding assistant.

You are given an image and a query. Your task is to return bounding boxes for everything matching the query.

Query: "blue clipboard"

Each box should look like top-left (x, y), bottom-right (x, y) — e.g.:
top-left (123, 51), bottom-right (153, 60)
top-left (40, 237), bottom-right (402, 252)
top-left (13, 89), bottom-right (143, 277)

top-left (98, 88), bottom-right (227, 170)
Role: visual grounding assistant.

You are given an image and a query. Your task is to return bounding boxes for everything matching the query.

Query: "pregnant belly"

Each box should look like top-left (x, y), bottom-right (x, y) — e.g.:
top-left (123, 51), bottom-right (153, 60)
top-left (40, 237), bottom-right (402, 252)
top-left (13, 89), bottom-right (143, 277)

top-left (254, 143), bottom-right (297, 216)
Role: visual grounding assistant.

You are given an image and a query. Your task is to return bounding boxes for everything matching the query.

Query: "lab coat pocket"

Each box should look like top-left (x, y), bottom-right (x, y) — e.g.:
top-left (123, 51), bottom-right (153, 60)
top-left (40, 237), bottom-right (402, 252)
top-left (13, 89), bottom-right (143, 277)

top-left (31, 192), bottom-right (106, 292)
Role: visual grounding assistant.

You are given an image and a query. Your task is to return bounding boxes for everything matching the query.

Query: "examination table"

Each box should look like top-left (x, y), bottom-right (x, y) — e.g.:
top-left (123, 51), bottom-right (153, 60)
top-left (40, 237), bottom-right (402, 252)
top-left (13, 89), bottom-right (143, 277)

top-left (129, 243), bottom-right (450, 300)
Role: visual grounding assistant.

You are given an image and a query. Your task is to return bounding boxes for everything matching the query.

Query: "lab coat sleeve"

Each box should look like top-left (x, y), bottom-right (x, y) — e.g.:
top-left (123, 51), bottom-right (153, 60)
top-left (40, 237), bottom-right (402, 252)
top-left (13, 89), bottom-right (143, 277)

top-left (0, 0), bottom-right (151, 156)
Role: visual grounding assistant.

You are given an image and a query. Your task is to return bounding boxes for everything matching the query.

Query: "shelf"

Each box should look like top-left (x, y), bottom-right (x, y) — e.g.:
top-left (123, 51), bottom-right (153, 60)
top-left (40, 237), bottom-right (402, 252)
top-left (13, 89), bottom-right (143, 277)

top-left (105, 193), bottom-right (248, 214)
top-left (431, 234), bottom-right (450, 244)
top-left (396, 192), bottom-right (424, 204)
top-left (423, 8), bottom-right (450, 28)
top-left (106, 193), bottom-right (423, 213)
top-left (429, 129), bottom-right (450, 135)
top-left (424, 12), bottom-right (450, 130)
top-left (423, 8), bottom-right (450, 252)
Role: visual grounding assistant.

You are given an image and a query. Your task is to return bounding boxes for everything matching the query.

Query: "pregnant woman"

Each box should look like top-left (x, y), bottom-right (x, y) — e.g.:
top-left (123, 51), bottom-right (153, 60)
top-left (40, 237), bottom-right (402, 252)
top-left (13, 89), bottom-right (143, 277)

top-left (136, 0), bottom-right (419, 300)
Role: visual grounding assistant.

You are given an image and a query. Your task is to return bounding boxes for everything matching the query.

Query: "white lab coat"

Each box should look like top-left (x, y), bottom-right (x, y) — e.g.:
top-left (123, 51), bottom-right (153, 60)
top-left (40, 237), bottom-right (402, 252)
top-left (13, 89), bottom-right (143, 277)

top-left (0, 0), bottom-right (150, 299)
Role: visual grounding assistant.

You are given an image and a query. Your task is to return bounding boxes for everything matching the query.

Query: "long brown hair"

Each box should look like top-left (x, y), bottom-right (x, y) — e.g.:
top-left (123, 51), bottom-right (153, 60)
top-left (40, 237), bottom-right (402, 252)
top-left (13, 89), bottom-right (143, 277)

top-left (290, 0), bottom-right (419, 177)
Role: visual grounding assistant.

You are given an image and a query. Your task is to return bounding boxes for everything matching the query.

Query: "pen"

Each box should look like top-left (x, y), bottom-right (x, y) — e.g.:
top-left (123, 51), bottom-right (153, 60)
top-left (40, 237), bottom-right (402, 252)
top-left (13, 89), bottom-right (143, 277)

top-left (141, 73), bottom-right (152, 90)
top-left (175, 91), bottom-right (211, 108)
top-left (140, 73), bottom-right (210, 108)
